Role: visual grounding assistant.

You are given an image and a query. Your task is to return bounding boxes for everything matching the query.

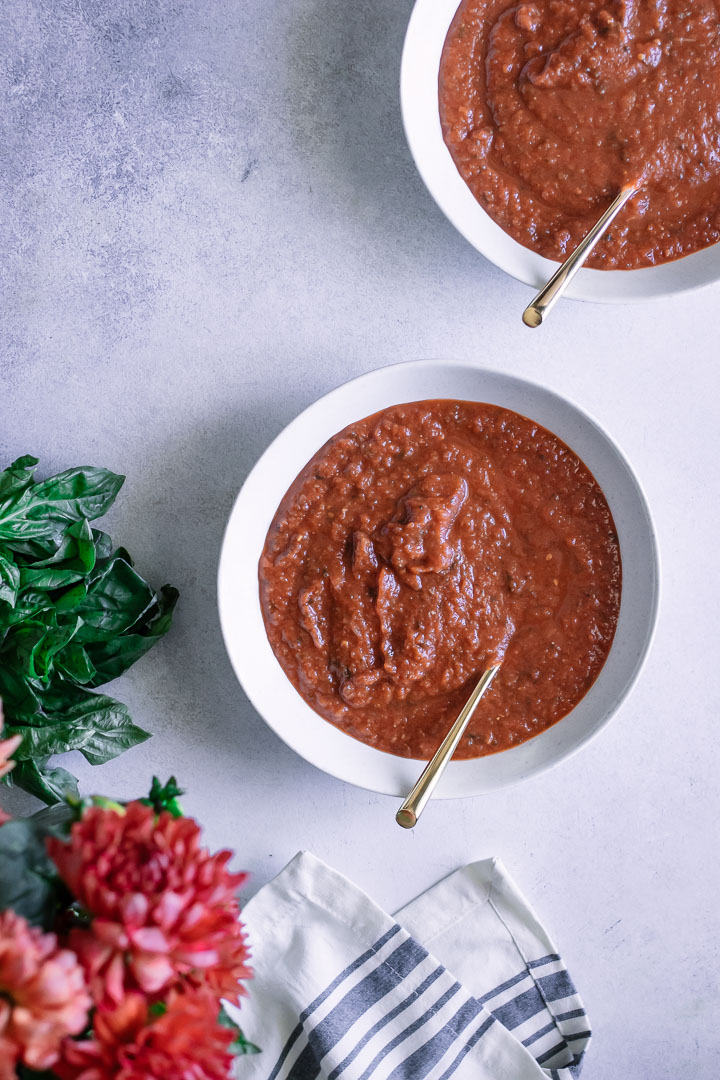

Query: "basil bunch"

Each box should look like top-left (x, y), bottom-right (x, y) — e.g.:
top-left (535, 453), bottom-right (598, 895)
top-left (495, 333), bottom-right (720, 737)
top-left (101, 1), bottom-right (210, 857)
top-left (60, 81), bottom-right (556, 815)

top-left (0, 456), bottom-right (178, 803)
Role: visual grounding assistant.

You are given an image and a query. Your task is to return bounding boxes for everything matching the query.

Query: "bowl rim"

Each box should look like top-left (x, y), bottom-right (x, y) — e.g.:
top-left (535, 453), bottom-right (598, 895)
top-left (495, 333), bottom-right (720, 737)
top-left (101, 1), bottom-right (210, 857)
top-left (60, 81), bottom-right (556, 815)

top-left (399, 0), bottom-right (720, 303)
top-left (217, 358), bottom-right (661, 797)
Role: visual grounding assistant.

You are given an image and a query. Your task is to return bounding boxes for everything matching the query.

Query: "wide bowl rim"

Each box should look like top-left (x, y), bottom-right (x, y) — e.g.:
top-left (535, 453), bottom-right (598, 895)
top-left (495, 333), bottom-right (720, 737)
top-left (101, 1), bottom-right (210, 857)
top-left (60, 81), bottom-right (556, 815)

top-left (218, 359), bottom-right (661, 798)
top-left (399, 0), bottom-right (720, 303)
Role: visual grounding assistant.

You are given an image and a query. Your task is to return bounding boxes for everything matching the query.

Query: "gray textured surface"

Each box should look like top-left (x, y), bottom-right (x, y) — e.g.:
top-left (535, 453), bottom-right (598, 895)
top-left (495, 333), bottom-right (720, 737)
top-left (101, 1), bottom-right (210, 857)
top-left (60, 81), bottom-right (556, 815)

top-left (1, 2), bottom-right (719, 1077)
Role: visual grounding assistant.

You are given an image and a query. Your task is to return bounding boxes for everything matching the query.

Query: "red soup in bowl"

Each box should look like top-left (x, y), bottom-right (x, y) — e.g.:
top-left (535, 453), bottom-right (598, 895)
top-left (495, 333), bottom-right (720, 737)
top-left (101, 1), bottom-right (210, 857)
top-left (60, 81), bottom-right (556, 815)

top-left (259, 400), bottom-right (621, 760)
top-left (439, 0), bottom-right (720, 269)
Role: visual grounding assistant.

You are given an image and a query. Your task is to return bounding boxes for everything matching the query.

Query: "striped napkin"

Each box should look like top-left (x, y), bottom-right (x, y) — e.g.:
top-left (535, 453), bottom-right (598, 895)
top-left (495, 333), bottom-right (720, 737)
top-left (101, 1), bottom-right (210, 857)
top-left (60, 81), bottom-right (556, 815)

top-left (230, 852), bottom-right (590, 1080)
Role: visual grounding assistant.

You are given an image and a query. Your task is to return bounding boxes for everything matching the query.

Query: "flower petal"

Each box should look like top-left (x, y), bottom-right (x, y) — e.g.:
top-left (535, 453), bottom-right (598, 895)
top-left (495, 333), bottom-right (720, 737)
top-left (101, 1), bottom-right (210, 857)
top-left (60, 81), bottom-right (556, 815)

top-left (130, 953), bottom-right (175, 994)
top-left (128, 926), bottom-right (170, 954)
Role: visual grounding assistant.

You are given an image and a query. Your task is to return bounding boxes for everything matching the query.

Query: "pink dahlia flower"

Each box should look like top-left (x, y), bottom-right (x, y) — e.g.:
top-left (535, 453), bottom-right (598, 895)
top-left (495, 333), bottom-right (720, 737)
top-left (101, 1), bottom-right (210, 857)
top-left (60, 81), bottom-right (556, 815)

top-left (56, 990), bottom-right (235, 1080)
top-left (48, 802), bottom-right (252, 1005)
top-left (0, 910), bottom-right (91, 1080)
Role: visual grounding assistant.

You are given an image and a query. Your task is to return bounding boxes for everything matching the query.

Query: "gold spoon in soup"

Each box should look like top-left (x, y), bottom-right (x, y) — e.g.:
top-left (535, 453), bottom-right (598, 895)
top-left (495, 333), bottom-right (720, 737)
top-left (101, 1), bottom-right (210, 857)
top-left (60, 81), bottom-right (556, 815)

top-left (395, 663), bottom-right (501, 829)
top-left (522, 185), bottom-right (637, 328)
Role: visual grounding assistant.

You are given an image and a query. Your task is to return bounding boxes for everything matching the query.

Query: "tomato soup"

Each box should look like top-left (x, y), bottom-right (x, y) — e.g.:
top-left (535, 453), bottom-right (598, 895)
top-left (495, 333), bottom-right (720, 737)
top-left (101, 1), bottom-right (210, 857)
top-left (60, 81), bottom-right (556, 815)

top-left (440, 0), bottom-right (720, 269)
top-left (259, 401), bottom-right (621, 760)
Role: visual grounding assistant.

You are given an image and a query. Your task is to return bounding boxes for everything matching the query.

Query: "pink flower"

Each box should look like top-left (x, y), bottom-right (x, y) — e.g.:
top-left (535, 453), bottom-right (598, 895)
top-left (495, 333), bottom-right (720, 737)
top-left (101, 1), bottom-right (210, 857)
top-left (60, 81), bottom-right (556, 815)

top-left (0, 910), bottom-right (91, 1080)
top-left (48, 802), bottom-right (252, 1006)
top-left (55, 990), bottom-right (235, 1080)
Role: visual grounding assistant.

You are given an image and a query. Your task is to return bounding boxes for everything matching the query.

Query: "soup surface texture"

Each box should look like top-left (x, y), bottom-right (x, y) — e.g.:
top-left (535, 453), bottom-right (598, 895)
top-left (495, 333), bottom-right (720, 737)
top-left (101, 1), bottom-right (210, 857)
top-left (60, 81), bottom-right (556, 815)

top-left (259, 401), bottom-right (621, 760)
top-left (439, 0), bottom-right (720, 269)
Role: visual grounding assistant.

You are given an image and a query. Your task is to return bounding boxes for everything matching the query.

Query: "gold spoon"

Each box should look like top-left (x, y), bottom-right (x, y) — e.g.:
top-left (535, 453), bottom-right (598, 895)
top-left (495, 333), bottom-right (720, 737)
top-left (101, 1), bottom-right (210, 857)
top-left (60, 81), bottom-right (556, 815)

top-left (395, 663), bottom-right (501, 829)
top-left (522, 185), bottom-right (637, 328)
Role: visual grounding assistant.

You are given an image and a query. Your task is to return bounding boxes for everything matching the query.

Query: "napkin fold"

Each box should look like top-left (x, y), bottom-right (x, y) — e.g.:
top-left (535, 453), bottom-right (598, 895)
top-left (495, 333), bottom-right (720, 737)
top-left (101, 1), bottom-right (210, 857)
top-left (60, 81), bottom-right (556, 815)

top-left (231, 853), bottom-right (590, 1080)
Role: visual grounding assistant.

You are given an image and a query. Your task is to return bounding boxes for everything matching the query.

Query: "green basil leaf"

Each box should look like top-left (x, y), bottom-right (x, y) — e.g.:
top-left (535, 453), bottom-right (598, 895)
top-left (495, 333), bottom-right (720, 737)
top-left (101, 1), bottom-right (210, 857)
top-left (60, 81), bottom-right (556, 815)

top-left (8, 693), bottom-right (149, 766)
top-left (0, 547), bottom-right (20, 608)
top-left (0, 662), bottom-right (42, 718)
top-left (7, 758), bottom-right (80, 805)
top-left (0, 456), bottom-right (39, 501)
top-left (23, 519), bottom-right (96, 579)
top-left (16, 617), bottom-right (82, 686)
top-left (2, 589), bottom-right (54, 628)
top-left (7, 537), bottom-right (63, 561)
top-left (57, 689), bottom-right (142, 730)
top-left (79, 712), bottom-right (151, 766)
top-left (0, 457), bottom-right (176, 803)
top-left (86, 544), bottom-right (133, 588)
top-left (9, 718), bottom-right (92, 760)
top-left (22, 680), bottom-right (94, 723)
top-left (111, 545), bottom-right (133, 567)
top-left (76, 555), bottom-right (154, 635)
top-left (31, 468), bottom-right (124, 521)
top-left (19, 566), bottom-right (86, 590)
top-left (92, 529), bottom-right (113, 561)
top-left (54, 581), bottom-right (88, 613)
top-left (0, 466), bottom-right (124, 541)
top-left (85, 584), bottom-right (178, 683)
top-left (55, 642), bottom-right (96, 684)
top-left (36, 619), bottom-right (82, 677)
top-left (8, 724), bottom-right (74, 759)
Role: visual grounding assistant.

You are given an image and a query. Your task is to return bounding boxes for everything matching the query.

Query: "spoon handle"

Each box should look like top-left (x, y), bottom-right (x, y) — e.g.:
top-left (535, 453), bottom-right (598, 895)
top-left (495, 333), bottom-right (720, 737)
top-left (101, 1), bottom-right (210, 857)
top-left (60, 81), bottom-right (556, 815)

top-left (395, 663), bottom-right (501, 829)
top-left (522, 185), bottom-right (636, 327)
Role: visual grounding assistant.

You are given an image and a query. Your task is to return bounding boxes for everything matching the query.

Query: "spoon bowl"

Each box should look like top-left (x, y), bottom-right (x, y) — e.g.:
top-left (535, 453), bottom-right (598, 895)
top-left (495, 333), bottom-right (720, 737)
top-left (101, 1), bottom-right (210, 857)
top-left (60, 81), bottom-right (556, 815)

top-left (522, 187), bottom-right (638, 326)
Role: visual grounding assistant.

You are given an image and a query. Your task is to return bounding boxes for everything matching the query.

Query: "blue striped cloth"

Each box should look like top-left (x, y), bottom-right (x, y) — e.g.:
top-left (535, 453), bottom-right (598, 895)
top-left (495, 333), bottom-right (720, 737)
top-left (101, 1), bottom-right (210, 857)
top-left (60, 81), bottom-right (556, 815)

top-left (229, 853), bottom-right (590, 1080)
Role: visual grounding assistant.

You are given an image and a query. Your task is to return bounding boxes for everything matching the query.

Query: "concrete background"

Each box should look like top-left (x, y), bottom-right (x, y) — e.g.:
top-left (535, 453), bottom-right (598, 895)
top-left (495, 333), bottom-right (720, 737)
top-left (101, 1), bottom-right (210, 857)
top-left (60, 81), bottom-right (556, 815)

top-left (1, 1), bottom-right (718, 1076)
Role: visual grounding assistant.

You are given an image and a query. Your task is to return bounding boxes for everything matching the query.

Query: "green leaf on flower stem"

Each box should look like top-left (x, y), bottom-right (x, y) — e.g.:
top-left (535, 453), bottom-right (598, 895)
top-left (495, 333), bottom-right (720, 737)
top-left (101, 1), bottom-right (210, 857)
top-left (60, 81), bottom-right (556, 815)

top-left (140, 775), bottom-right (185, 817)
top-left (0, 808), bottom-right (75, 929)
top-left (218, 1005), bottom-right (261, 1056)
top-left (31, 800), bottom-right (78, 833)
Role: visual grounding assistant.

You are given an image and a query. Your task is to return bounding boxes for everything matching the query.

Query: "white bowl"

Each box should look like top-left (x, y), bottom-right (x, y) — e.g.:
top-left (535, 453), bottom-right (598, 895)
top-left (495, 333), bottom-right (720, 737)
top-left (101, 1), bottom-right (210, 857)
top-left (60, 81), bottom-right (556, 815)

top-left (400, 0), bottom-right (720, 302)
top-left (218, 361), bottom-right (659, 797)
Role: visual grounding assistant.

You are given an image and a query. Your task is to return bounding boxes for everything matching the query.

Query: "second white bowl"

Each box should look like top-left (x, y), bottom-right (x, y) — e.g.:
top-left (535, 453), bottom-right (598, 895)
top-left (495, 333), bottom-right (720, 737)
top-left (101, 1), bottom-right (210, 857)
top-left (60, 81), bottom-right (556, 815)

top-left (400, 0), bottom-right (720, 302)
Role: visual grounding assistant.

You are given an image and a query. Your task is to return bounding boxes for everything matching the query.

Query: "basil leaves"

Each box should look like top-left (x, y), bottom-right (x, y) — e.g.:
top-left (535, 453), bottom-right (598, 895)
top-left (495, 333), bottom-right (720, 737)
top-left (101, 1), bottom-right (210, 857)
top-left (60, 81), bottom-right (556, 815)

top-left (0, 456), bottom-right (178, 803)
